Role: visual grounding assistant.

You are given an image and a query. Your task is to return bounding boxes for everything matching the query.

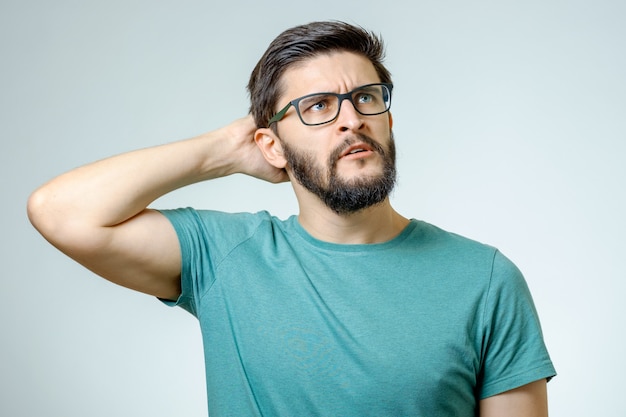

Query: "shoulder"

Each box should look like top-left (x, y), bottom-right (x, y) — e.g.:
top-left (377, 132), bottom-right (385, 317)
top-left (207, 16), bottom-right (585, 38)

top-left (160, 207), bottom-right (277, 231)
top-left (158, 208), bottom-right (288, 250)
top-left (407, 221), bottom-right (529, 291)
top-left (409, 219), bottom-right (499, 261)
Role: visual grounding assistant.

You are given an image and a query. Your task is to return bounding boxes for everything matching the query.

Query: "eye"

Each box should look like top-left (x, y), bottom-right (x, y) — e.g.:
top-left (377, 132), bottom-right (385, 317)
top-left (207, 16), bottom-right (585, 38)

top-left (310, 101), bottom-right (328, 111)
top-left (300, 94), bottom-right (333, 114)
top-left (356, 93), bottom-right (374, 104)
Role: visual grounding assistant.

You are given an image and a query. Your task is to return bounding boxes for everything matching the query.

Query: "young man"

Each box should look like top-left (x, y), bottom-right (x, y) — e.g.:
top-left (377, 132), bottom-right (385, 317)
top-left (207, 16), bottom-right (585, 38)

top-left (28, 21), bottom-right (555, 416)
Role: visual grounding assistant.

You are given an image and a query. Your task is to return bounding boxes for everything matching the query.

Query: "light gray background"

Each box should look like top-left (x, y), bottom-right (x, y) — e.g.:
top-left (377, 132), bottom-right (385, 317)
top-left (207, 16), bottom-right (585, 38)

top-left (1, 0), bottom-right (624, 416)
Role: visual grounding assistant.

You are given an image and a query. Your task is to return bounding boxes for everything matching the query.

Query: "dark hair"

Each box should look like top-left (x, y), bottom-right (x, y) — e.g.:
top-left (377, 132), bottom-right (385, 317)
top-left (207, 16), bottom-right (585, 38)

top-left (247, 21), bottom-right (392, 128)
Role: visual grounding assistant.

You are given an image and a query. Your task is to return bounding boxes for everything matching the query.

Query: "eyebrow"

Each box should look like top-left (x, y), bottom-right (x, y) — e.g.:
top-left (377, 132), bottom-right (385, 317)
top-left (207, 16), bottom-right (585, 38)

top-left (292, 82), bottom-right (382, 97)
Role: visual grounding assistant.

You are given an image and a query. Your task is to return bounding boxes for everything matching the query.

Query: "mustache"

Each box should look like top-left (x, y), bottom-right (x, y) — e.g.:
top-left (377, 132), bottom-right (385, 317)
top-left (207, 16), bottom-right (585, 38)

top-left (329, 133), bottom-right (387, 164)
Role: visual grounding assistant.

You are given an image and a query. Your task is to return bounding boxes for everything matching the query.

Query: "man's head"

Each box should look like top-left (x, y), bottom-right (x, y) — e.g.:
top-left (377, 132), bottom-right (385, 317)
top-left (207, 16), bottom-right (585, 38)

top-left (247, 21), bottom-right (392, 129)
top-left (249, 22), bottom-right (397, 215)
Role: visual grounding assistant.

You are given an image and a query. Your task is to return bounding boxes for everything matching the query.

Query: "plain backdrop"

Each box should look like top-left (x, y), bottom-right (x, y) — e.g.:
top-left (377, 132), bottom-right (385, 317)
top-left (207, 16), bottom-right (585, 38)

top-left (1, 0), bottom-right (624, 416)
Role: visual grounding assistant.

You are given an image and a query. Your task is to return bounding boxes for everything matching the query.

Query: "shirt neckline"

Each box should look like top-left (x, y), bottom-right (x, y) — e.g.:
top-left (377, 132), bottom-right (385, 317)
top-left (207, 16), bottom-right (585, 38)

top-left (286, 215), bottom-right (419, 253)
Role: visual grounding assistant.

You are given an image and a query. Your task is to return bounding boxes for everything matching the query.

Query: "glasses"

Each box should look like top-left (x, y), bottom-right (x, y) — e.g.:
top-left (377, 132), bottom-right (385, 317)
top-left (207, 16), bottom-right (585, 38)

top-left (267, 83), bottom-right (393, 127)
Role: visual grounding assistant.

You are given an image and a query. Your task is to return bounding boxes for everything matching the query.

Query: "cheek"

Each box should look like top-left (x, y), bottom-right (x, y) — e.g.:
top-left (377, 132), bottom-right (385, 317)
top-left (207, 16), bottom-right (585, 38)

top-left (284, 135), bottom-right (334, 164)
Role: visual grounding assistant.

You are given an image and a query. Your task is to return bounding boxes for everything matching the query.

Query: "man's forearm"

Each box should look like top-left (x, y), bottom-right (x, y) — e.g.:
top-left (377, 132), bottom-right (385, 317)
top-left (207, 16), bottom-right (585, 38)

top-left (28, 130), bottom-right (233, 233)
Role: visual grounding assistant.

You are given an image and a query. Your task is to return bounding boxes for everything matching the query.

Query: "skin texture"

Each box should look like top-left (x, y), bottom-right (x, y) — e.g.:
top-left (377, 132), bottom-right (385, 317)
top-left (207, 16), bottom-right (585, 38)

top-left (27, 50), bottom-right (548, 416)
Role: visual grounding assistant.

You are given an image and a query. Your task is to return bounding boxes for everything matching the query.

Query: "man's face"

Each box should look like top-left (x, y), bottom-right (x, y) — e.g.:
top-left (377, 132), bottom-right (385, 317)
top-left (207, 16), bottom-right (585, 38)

top-left (274, 51), bottom-right (396, 214)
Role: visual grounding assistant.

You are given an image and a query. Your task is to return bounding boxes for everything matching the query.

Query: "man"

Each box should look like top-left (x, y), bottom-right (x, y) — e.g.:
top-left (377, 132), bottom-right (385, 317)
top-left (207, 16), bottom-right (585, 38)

top-left (28, 21), bottom-right (555, 416)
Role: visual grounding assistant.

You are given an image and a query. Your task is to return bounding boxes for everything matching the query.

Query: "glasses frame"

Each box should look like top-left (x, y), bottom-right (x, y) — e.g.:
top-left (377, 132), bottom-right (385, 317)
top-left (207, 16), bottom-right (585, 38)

top-left (267, 82), bottom-right (394, 127)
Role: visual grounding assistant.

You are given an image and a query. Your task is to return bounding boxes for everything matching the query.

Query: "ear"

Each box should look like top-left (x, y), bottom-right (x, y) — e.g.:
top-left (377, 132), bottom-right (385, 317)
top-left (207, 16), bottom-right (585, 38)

top-left (388, 112), bottom-right (394, 129)
top-left (254, 127), bottom-right (287, 169)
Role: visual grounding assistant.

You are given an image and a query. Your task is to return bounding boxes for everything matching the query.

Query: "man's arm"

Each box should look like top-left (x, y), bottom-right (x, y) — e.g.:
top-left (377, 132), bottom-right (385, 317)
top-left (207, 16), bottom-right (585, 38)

top-left (27, 115), bottom-right (287, 300)
top-left (479, 379), bottom-right (549, 417)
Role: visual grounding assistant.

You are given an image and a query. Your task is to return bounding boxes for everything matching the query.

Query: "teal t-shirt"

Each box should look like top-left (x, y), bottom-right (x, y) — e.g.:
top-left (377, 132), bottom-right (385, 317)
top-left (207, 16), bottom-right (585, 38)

top-left (160, 208), bottom-right (555, 416)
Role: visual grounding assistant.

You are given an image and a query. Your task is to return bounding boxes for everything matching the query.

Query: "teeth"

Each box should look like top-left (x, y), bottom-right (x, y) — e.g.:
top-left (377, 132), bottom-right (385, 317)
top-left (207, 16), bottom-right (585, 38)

top-left (349, 149), bottom-right (364, 154)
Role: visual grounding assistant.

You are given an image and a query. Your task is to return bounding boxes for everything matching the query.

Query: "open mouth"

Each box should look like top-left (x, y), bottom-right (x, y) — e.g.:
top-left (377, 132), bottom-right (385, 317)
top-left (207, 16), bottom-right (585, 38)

top-left (340, 143), bottom-right (374, 159)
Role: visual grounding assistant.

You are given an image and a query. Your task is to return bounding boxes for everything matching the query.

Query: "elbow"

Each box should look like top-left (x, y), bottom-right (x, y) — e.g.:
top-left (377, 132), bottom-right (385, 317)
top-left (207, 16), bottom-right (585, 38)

top-left (27, 185), bottom-right (87, 251)
top-left (27, 186), bottom-right (53, 235)
top-left (27, 184), bottom-right (111, 259)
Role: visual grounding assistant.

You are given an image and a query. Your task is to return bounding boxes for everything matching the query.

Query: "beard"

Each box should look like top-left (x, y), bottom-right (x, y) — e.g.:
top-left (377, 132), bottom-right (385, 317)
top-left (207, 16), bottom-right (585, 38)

top-left (280, 132), bottom-right (397, 215)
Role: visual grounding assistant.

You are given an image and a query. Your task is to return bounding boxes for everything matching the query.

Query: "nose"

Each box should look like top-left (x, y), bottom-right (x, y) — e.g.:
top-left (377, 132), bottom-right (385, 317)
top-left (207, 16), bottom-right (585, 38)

top-left (335, 96), bottom-right (364, 132)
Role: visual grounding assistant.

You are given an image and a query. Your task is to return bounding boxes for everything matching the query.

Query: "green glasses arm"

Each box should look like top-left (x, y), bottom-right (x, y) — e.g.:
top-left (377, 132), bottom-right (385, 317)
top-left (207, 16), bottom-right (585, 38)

top-left (267, 102), bottom-right (293, 126)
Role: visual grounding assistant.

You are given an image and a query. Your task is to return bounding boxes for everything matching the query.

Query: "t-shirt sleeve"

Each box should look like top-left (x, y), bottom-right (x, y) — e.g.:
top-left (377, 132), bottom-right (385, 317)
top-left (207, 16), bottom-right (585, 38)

top-left (156, 208), bottom-right (218, 316)
top-left (478, 250), bottom-right (556, 398)
top-left (156, 208), bottom-right (270, 317)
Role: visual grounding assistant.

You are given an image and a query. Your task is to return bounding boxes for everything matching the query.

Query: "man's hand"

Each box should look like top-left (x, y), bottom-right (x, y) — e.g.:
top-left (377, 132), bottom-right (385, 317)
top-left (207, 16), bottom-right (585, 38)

top-left (220, 115), bottom-right (290, 184)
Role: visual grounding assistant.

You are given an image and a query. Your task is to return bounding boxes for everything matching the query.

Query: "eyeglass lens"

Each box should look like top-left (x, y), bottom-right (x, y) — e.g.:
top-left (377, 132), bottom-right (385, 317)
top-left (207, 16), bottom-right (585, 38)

top-left (297, 84), bottom-right (391, 125)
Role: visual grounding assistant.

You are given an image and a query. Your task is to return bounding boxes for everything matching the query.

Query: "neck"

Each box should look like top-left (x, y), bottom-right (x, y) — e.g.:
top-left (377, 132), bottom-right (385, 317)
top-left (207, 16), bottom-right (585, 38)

top-left (297, 197), bottom-right (409, 244)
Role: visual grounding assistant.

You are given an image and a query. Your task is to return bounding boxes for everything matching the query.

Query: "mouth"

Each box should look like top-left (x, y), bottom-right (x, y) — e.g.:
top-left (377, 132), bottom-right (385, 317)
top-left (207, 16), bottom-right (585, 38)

top-left (339, 143), bottom-right (375, 159)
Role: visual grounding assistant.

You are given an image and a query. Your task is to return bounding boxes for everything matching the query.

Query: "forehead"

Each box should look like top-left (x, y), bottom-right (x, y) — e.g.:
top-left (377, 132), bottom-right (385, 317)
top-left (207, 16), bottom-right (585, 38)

top-left (279, 51), bottom-right (380, 100)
